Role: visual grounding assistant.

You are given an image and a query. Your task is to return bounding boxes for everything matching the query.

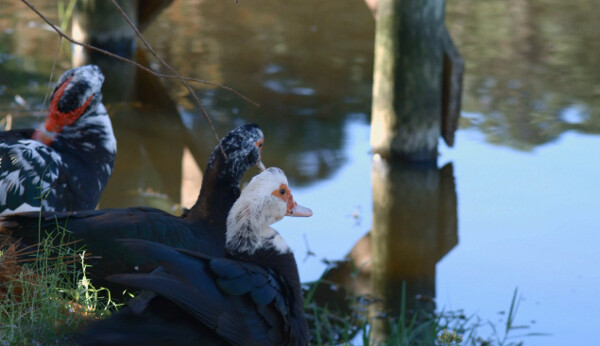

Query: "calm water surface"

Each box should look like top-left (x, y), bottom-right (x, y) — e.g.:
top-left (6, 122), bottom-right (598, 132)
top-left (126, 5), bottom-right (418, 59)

top-left (0, 1), bottom-right (598, 344)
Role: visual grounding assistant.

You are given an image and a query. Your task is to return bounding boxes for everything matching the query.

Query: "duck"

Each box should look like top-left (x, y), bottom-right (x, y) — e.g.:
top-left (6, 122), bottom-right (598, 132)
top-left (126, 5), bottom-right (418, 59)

top-left (0, 123), bottom-right (265, 282)
top-left (0, 65), bottom-right (116, 214)
top-left (78, 167), bottom-right (312, 345)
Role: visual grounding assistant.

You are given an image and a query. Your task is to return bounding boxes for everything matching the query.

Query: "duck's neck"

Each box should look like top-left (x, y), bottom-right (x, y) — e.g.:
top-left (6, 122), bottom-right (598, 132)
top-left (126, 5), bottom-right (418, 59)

top-left (53, 104), bottom-right (117, 158)
top-left (232, 247), bottom-right (299, 284)
top-left (45, 105), bottom-right (116, 209)
top-left (186, 151), bottom-right (241, 227)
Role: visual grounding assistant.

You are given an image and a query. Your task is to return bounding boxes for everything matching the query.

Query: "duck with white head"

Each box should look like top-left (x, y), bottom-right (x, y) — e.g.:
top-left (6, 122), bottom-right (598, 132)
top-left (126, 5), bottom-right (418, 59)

top-left (79, 167), bottom-right (312, 345)
top-left (226, 166), bottom-right (312, 256)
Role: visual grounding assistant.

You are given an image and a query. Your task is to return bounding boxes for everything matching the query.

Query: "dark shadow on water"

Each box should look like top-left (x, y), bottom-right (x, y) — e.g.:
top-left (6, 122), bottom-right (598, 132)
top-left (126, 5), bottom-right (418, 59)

top-left (307, 160), bottom-right (458, 343)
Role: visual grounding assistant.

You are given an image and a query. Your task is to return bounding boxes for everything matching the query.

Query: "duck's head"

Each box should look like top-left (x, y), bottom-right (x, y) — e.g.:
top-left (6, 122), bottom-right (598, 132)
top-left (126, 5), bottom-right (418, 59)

top-left (210, 123), bottom-right (266, 182)
top-left (33, 65), bottom-right (104, 145)
top-left (226, 167), bottom-right (312, 255)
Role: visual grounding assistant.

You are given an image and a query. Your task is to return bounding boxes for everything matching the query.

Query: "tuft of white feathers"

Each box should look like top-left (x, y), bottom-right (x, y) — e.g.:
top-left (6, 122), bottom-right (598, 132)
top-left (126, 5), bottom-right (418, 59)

top-left (226, 167), bottom-right (291, 255)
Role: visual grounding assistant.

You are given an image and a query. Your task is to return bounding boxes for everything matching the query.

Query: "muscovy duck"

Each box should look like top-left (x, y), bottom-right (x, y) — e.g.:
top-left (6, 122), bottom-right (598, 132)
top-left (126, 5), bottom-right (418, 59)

top-left (79, 167), bottom-right (312, 345)
top-left (0, 65), bottom-right (116, 214)
top-left (0, 124), bottom-right (265, 280)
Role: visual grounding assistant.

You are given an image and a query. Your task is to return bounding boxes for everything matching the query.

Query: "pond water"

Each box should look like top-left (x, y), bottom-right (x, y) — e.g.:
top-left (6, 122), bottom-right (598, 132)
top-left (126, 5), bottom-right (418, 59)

top-left (1, 0), bottom-right (599, 345)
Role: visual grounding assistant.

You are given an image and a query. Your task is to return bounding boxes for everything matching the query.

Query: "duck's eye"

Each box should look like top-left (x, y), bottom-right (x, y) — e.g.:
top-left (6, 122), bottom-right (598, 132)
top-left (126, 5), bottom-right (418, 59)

top-left (279, 188), bottom-right (286, 195)
top-left (258, 142), bottom-right (263, 148)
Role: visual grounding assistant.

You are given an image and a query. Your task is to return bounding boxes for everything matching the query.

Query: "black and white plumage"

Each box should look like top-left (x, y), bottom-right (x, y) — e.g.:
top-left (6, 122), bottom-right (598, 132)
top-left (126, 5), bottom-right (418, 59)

top-left (0, 124), bottom-right (265, 283)
top-left (0, 65), bottom-right (116, 214)
top-left (79, 168), bottom-right (312, 346)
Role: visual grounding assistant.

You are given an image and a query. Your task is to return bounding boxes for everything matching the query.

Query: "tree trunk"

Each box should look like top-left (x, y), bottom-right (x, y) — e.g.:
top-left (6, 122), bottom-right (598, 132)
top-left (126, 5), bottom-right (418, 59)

top-left (370, 0), bottom-right (446, 162)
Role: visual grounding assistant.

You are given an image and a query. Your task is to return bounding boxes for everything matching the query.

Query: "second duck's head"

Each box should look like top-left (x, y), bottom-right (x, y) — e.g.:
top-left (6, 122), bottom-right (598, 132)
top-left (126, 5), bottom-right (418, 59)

top-left (209, 123), bottom-right (266, 182)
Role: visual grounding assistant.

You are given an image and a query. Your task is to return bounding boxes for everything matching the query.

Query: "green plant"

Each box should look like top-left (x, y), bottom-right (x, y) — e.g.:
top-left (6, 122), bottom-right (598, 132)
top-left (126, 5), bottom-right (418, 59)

top-left (304, 279), bottom-right (544, 346)
top-left (0, 229), bottom-right (120, 345)
top-left (57, 0), bottom-right (77, 32)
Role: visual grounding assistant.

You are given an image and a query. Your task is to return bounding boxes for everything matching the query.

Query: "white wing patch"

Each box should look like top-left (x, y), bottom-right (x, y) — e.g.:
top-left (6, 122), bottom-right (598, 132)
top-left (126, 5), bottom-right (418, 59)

top-left (1, 202), bottom-right (40, 214)
top-left (0, 139), bottom-right (59, 210)
top-left (0, 171), bottom-right (24, 202)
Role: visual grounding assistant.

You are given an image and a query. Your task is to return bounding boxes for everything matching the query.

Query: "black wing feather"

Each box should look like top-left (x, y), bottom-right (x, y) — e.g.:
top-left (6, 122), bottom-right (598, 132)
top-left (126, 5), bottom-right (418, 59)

top-left (0, 208), bottom-right (220, 281)
top-left (101, 239), bottom-right (293, 345)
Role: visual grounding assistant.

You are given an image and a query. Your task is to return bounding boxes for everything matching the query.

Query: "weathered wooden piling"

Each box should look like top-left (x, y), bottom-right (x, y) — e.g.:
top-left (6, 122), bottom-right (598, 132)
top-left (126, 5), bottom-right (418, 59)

top-left (370, 0), bottom-right (463, 161)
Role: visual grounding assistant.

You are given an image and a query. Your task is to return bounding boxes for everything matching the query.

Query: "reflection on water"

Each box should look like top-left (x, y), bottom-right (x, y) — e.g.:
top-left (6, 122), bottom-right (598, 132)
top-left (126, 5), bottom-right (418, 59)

top-left (1, 0), bottom-right (599, 344)
top-left (447, 0), bottom-right (600, 149)
top-left (370, 159), bottom-right (457, 321)
top-left (310, 159), bottom-right (457, 342)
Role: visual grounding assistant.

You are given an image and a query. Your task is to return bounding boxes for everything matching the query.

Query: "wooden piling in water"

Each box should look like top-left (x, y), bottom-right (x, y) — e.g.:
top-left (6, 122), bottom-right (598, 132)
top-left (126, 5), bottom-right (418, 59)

top-left (370, 0), bottom-right (463, 161)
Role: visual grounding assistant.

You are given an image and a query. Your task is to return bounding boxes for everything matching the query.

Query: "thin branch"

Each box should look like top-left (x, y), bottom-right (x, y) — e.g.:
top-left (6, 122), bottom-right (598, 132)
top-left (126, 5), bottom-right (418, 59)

top-left (22, 0), bottom-right (257, 105)
top-left (108, 0), bottom-right (224, 152)
top-left (20, 0), bottom-right (260, 151)
top-left (40, 37), bottom-right (62, 113)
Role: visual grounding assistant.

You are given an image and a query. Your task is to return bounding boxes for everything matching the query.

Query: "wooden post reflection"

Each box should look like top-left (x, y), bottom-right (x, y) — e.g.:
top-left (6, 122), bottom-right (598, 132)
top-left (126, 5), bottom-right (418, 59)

top-left (369, 156), bottom-right (457, 341)
top-left (309, 158), bottom-right (457, 343)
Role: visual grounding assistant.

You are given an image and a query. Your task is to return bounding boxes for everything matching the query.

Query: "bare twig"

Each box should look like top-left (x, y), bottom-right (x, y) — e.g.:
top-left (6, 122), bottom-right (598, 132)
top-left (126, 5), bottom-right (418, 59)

top-left (40, 37), bottom-right (62, 113)
top-left (20, 0), bottom-right (260, 151)
top-left (21, 1), bottom-right (257, 105)
top-left (108, 0), bottom-right (224, 152)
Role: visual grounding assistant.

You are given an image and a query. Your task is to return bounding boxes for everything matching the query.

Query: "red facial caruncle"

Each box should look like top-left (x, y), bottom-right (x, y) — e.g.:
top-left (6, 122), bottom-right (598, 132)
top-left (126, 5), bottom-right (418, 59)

top-left (32, 76), bottom-right (94, 145)
top-left (271, 183), bottom-right (313, 217)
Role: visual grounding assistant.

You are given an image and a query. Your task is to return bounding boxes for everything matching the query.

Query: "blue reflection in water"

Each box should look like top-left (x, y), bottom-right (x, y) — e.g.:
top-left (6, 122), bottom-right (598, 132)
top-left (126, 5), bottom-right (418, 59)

top-left (437, 123), bottom-right (599, 345)
top-left (292, 108), bottom-right (599, 344)
top-left (263, 79), bottom-right (316, 96)
top-left (280, 119), bottom-right (372, 281)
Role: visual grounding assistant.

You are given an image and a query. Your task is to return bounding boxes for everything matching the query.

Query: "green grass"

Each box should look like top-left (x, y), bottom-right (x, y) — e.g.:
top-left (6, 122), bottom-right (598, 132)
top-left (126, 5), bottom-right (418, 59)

top-left (304, 281), bottom-right (544, 346)
top-left (1, 232), bottom-right (544, 346)
top-left (0, 225), bottom-right (542, 345)
top-left (0, 229), bottom-right (120, 345)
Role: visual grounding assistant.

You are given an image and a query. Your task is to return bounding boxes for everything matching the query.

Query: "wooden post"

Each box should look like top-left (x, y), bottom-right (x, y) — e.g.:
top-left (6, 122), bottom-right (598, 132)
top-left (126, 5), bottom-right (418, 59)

top-left (370, 0), bottom-right (461, 161)
top-left (441, 27), bottom-right (464, 147)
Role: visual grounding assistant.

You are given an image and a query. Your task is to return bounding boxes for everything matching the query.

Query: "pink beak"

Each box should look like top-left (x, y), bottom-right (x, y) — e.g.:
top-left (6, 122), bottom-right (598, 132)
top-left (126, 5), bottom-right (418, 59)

top-left (285, 193), bottom-right (313, 217)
